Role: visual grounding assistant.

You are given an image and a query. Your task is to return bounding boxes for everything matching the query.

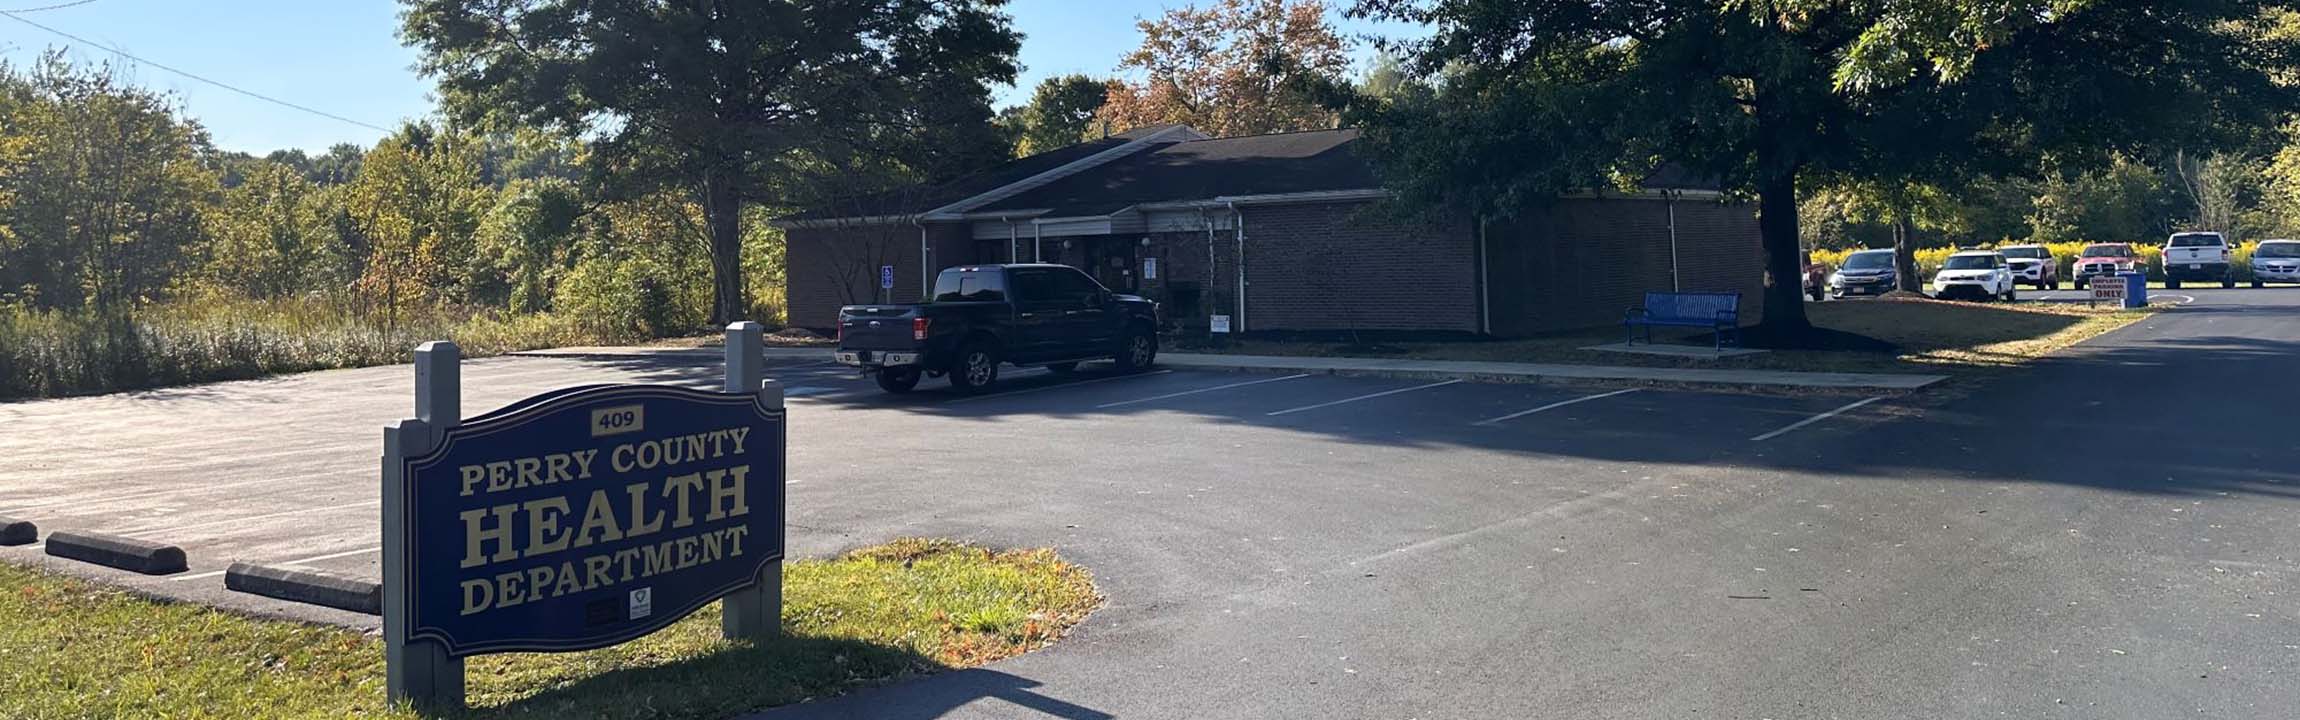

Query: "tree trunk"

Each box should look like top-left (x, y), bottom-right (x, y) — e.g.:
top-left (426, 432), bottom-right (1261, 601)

top-left (703, 170), bottom-right (747, 327)
top-left (1756, 169), bottom-right (1812, 335)
top-left (1893, 214), bottom-right (1920, 293)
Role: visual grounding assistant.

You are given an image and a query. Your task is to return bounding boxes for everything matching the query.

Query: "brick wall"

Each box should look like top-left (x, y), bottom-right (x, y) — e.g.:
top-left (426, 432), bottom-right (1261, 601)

top-left (785, 222), bottom-right (974, 330)
top-left (1241, 201), bottom-right (1479, 333)
top-left (785, 197), bottom-right (1758, 336)
top-left (1486, 197), bottom-right (1764, 336)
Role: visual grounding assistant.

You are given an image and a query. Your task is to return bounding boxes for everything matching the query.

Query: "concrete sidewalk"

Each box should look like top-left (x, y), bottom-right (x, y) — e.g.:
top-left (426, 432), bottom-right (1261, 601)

top-left (514, 345), bottom-right (1949, 391)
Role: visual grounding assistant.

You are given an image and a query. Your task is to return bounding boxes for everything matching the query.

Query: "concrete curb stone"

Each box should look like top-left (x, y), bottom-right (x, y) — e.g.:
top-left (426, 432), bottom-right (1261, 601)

top-left (225, 562), bottom-right (383, 615)
top-left (0, 515), bottom-right (35, 545)
top-left (45, 531), bottom-right (187, 574)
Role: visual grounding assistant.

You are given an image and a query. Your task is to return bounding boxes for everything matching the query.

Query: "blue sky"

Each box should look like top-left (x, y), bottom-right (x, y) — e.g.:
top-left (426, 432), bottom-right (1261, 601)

top-left (0, 0), bottom-right (1421, 155)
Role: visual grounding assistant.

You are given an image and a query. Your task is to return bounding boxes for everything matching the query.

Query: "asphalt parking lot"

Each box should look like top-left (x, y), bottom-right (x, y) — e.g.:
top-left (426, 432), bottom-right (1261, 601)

top-left (0, 352), bottom-right (1893, 625)
top-left (6, 288), bottom-right (2298, 718)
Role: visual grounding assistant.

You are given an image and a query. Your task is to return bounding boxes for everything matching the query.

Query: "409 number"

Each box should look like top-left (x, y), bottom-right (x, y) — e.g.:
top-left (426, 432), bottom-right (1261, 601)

top-left (589, 404), bottom-right (645, 437)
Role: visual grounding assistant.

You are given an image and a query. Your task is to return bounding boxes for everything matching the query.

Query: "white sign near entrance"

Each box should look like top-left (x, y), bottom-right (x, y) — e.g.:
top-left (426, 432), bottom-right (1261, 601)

top-left (2091, 280), bottom-right (2127, 304)
top-left (1210, 314), bottom-right (1232, 334)
top-left (1143, 257), bottom-right (1158, 280)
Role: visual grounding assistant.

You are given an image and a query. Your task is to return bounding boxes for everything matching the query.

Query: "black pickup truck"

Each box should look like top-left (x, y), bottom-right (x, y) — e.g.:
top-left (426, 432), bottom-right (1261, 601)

top-left (836, 263), bottom-right (1161, 393)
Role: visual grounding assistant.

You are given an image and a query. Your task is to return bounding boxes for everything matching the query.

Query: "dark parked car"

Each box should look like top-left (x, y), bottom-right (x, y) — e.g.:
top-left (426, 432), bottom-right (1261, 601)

top-left (836, 264), bottom-right (1161, 393)
top-left (1828, 249), bottom-right (1898, 298)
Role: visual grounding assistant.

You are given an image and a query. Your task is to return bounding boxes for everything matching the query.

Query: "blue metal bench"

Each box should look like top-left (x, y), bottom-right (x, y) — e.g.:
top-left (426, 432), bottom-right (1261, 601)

top-left (1624, 291), bottom-right (1742, 350)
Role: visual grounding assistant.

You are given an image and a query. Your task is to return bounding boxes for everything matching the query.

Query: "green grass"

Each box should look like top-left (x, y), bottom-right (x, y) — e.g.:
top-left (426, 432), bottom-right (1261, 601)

top-left (1176, 297), bottom-right (2157, 377)
top-left (0, 539), bottom-right (1101, 720)
top-left (0, 297), bottom-right (638, 401)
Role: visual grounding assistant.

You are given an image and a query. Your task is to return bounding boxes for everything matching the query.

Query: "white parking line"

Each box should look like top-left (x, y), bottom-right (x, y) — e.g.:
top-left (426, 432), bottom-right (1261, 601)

top-left (113, 500), bottom-right (382, 539)
top-left (944, 370), bottom-right (1173, 404)
top-left (0, 473), bottom-right (344, 514)
top-left (1266, 380), bottom-right (1463, 417)
top-left (1471, 389), bottom-right (1641, 426)
top-left (169, 546), bottom-right (381, 582)
top-left (1096, 373), bottom-right (1310, 408)
top-left (1749, 396), bottom-right (1886, 442)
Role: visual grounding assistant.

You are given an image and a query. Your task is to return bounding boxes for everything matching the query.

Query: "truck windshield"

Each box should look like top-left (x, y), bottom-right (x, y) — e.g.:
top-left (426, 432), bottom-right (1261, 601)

top-left (1843, 251), bottom-right (1893, 270)
top-left (2082, 245), bottom-right (2134, 258)
top-left (2170, 234), bottom-right (2224, 247)
top-left (932, 269), bottom-right (1005, 302)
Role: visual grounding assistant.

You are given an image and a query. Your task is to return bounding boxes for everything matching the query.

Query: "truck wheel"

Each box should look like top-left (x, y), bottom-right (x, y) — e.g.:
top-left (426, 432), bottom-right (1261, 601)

top-left (1114, 327), bottom-right (1158, 372)
top-left (2223, 277), bottom-right (2236, 289)
top-left (2167, 278), bottom-right (2182, 290)
top-left (949, 342), bottom-right (1001, 393)
top-left (2073, 278), bottom-right (2086, 291)
top-left (875, 367), bottom-right (921, 393)
top-left (1046, 361), bottom-right (1079, 375)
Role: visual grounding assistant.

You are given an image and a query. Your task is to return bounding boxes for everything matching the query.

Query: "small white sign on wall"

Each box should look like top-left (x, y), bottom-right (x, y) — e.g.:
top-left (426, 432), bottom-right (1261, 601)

top-left (1210, 314), bottom-right (1232, 334)
top-left (1143, 257), bottom-right (1158, 280)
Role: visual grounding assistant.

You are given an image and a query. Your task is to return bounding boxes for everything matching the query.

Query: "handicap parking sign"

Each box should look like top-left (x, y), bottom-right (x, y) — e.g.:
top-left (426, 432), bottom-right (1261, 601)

top-left (880, 265), bottom-right (894, 290)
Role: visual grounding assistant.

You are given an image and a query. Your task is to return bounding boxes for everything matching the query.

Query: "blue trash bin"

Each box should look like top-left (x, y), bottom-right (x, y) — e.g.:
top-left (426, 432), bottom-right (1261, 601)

top-left (2121, 272), bottom-right (2147, 309)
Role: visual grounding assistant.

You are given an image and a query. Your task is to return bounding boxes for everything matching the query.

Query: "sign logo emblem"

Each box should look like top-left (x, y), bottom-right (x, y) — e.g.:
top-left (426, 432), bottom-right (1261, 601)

top-left (628, 588), bottom-right (653, 619)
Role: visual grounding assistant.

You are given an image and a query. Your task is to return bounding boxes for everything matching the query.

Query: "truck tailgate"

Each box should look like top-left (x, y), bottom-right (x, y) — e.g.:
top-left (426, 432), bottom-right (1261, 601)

top-left (838, 305), bottom-right (922, 351)
top-left (2167, 247), bottom-right (2224, 264)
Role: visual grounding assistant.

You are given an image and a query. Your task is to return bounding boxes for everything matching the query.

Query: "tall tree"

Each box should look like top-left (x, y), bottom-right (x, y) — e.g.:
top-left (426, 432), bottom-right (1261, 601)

top-left (1007, 74), bottom-right (1112, 156)
top-left (1099, 0), bottom-right (1352, 137)
top-left (401, 0), bottom-right (1022, 325)
top-left (1348, 0), bottom-right (2300, 337)
top-left (202, 161), bottom-right (350, 298)
top-left (1808, 178), bottom-right (1962, 291)
top-left (341, 125), bottom-right (490, 327)
top-left (0, 55), bottom-right (215, 310)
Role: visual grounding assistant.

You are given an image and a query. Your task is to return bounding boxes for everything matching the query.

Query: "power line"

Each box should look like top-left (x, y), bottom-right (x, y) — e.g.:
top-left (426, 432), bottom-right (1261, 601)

top-left (2, 1), bottom-right (100, 13)
top-left (0, 7), bottom-right (395, 134)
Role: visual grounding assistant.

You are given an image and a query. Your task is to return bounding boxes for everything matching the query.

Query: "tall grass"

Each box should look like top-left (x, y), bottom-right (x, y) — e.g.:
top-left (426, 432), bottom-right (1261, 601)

top-left (0, 297), bottom-right (637, 400)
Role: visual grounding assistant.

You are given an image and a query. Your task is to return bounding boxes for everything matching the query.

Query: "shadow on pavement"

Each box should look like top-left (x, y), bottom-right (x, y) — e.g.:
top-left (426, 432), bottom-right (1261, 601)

top-left (535, 307), bottom-right (2300, 504)
top-left (470, 633), bottom-right (1109, 720)
top-left (750, 668), bottom-right (1112, 720)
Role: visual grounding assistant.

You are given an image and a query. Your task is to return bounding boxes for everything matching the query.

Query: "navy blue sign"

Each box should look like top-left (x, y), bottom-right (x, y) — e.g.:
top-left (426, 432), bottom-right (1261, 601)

top-left (399, 384), bottom-right (784, 657)
top-left (880, 265), bottom-right (895, 290)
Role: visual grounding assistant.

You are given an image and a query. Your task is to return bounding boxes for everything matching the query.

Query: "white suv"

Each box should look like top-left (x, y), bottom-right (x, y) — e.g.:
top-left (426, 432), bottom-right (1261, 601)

top-left (1932, 251), bottom-right (2017, 301)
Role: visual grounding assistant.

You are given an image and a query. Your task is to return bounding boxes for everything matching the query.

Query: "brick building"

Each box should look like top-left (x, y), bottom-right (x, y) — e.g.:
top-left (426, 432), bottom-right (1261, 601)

top-left (777, 125), bottom-right (1764, 336)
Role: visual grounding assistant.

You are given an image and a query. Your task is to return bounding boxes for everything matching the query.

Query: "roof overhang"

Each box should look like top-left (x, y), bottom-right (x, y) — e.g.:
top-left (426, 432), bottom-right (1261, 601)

top-left (771, 213), bottom-right (925, 230)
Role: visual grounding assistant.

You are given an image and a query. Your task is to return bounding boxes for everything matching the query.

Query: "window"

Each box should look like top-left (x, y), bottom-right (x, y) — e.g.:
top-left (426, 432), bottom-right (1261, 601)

top-left (2170, 233), bottom-right (2225, 248)
top-left (1007, 268), bottom-right (1057, 304)
top-left (2257, 242), bottom-right (2300, 258)
top-left (932, 269), bottom-right (1006, 302)
top-left (1942, 255), bottom-right (1998, 270)
top-left (1842, 251), bottom-right (1893, 270)
top-left (1050, 268), bottom-right (1106, 306)
top-left (2082, 245), bottom-right (2134, 258)
top-left (1999, 247), bottom-right (2047, 259)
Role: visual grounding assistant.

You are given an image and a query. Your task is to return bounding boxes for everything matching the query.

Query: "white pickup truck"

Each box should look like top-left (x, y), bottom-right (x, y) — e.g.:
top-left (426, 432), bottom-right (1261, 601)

top-left (2163, 232), bottom-right (2235, 289)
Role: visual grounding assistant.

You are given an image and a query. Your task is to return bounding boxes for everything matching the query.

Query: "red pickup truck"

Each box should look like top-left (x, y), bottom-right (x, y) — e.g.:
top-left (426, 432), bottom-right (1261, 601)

top-left (2070, 243), bottom-right (2142, 290)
